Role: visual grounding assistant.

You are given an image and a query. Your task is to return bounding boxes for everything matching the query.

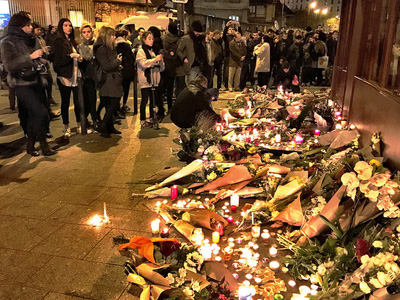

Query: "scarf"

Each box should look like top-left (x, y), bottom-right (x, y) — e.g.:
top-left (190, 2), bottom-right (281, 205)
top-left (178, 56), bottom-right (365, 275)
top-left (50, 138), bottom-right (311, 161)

top-left (7, 26), bottom-right (36, 49)
top-left (142, 43), bottom-right (156, 84)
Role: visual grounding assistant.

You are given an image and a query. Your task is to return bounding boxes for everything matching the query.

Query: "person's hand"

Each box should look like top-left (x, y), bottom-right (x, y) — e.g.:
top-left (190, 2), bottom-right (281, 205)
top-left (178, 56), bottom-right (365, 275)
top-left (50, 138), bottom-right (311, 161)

top-left (184, 58), bottom-right (189, 63)
top-left (170, 51), bottom-right (174, 56)
top-left (226, 20), bottom-right (232, 26)
top-left (240, 56), bottom-right (245, 61)
top-left (117, 54), bottom-right (122, 61)
top-left (155, 54), bottom-right (163, 62)
top-left (70, 53), bottom-right (81, 59)
top-left (30, 49), bottom-right (43, 60)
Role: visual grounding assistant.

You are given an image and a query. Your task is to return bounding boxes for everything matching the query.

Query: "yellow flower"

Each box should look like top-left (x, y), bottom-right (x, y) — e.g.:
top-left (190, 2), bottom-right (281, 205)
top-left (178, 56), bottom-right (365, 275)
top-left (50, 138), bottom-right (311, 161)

top-left (182, 212), bottom-right (191, 222)
top-left (271, 210), bottom-right (279, 218)
top-left (206, 172), bottom-right (217, 181)
top-left (369, 159), bottom-right (381, 167)
top-left (214, 153), bottom-right (224, 161)
top-left (372, 241), bottom-right (383, 248)
top-left (248, 146), bottom-right (256, 154)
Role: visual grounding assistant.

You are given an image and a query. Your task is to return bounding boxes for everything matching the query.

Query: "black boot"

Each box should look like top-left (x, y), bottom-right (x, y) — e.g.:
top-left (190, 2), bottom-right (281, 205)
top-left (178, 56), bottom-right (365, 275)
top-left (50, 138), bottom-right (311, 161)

top-left (27, 137), bottom-right (40, 157)
top-left (40, 140), bottom-right (57, 156)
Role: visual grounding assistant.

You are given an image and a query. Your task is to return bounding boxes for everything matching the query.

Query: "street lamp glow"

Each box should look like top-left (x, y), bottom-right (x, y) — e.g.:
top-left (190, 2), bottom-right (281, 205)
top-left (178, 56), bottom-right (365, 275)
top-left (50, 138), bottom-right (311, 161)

top-left (310, 1), bottom-right (317, 9)
top-left (314, 9), bottom-right (320, 14)
top-left (322, 8), bottom-right (328, 15)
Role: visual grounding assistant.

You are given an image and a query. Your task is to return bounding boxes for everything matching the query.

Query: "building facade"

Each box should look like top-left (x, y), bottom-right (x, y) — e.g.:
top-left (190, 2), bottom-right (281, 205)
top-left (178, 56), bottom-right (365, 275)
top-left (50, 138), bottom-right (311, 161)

top-left (332, 0), bottom-right (400, 170)
top-left (285, 0), bottom-right (341, 16)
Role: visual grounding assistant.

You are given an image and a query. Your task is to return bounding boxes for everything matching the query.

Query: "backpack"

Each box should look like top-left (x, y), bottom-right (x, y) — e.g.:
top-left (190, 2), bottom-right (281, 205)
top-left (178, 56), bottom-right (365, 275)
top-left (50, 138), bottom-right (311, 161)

top-left (164, 39), bottom-right (181, 75)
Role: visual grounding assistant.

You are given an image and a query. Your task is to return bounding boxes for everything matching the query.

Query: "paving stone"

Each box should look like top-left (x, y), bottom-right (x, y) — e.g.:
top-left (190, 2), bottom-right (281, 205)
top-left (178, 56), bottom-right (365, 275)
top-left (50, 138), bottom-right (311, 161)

top-left (0, 248), bottom-right (52, 285)
top-left (31, 223), bottom-right (111, 260)
top-left (42, 292), bottom-right (92, 300)
top-left (48, 203), bottom-right (105, 225)
top-left (0, 215), bottom-right (63, 250)
top-left (29, 256), bottom-right (127, 299)
top-left (2, 179), bottom-right (63, 200)
top-left (0, 283), bottom-right (48, 300)
top-left (41, 185), bottom-right (108, 205)
top-left (0, 198), bottom-right (65, 219)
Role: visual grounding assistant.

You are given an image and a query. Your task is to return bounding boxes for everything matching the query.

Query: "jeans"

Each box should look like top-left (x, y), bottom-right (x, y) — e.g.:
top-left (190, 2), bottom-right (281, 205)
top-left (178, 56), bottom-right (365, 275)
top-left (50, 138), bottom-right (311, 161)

top-left (140, 87), bottom-right (162, 120)
top-left (214, 60), bottom-right (223, 89)
top-left (83, 78), bottom-right (97, 123)
top-left (122, 76), bottom-right (132, 106)
top-left (57, 79), bottom-right (80, 125)
top-left (160, 72), bottom-right (175, 109)
top-left (257, 72), bottom-right (269, 87)
top-left (101, 96), bottom-right (120, 133)
top-left (15, 84), bottom-right (49, 141)
top-left (228, 66), bottom-right (242, 90)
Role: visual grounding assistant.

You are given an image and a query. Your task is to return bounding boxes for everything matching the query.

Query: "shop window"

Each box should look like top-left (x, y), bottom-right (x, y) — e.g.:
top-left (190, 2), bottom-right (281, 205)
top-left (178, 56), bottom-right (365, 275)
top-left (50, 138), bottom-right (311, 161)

top-left (69, 10), bottom-right (83, 27)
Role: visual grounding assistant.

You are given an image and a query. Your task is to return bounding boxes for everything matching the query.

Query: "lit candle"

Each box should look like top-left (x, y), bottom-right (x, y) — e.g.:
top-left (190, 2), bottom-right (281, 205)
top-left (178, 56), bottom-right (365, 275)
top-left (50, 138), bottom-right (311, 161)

top-left (245, 274), bottom-right (253, 280)
top-left (341, 120), bottom-right (347, 127)
top-left (269, 247), bottom-right (278, 257)
top-left (230, 194), bottom-right (240, 207)
top-left (151, 219), bottom-right (160, 234)
top-left (275, 133), bottom-right (281, 143)
top-left (294, 134), bottom-right (304, 144)
top-left (261, 232), bottom-right (270, 239)
top-left (288, 280), bottom-right (296, 287)
top-left (222, 206), bottom-right (227, 210)
top-left (255, 278), bottom-right (262, 284)
top-left (299, 286), bottom-right (311, 296)
top-left (212, 231), bottom-right (220, 243)
top-left (233, 273), bottom-right (239, 279)
top-left (214, 221), bottom-right (224, 236)
top-left (350, 124), bottom-right (356, 130)
top-left (215, 256), bottom-right (222, 262)
top-left (269, 261), bottom-right (280, 269)
top-left (200, 245), bottom-right (212, 260)
top-left (251, 224), bottom-right (260, 238)
top-left (314, 129), bottom-right (320, 136)
top-left (103, 202), bottom-right (109, 223)
top-left (232, 262), bottom-right (239, 268)
top-left (328, 100), bottom-right (333, 106)
top-left (227, 216), bottom-right (234, 223)
top-left (335, 111), bottom-right (341, 117)
top-left (335, 124), bottom-right (343, 130)
top-left (253, 244), bottom-right (259, 250)
top-left (160, 228), bottom-right (169, 238)
top-left (170, 185), bottom-right (178, 200)
top-left (231, 205), bottom-right (237, 212)
top-left (235, 221), bottom-right (240, 226)
top-left (236, 237), bottom-right (243, 244)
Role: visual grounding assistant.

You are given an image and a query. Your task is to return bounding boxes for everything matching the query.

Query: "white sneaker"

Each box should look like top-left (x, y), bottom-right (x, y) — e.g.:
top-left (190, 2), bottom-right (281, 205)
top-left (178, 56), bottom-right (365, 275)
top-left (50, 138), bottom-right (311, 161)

top-left (63, 128), bottom-right (71, 137)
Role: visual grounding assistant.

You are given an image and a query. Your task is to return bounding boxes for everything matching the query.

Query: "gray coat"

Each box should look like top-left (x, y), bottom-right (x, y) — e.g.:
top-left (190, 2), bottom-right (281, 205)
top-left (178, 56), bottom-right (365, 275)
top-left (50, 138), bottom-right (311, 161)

top-left (176, 35), bottom-right (194, 77)
top-left (94, 38), bottom-right (123, 98)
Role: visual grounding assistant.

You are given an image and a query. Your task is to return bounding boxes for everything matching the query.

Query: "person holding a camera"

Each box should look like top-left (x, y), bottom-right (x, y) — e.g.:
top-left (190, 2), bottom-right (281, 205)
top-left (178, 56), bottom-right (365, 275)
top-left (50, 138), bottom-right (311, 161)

top-left (0, 12), bottom-right (56, 156)
top-left (136, 31), bottom-right (164, 128)
top-left (53, 18), bottom-right (84, 138)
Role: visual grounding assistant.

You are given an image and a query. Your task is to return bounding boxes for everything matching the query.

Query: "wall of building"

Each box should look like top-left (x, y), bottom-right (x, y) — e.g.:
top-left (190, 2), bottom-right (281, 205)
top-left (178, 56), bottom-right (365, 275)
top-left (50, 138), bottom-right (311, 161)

top-left (192, 0), bottom-right (250, 23)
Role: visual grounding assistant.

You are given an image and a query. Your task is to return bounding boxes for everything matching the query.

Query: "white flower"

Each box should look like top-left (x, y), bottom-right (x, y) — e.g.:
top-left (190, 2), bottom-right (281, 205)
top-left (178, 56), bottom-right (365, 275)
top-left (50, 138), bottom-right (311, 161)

top-left (166, 273), bottom-right (175, 285)
top-left (179, 268), bottom-right (187, 278)
top-left (175, 276), bottom-right (185, 286)
top-left (359, 281), bottom-right (371, 294)
top-left (197, 145), bottom-right (205, 154)
top-left (370, 278), bottom-right (384, 289)
top-left (354, 161), bottom-right (373, 180)
top-left (369, 172), bottom-right (390, 187)
top-left (317, 265), bottom-right (327, 275)
top-left (361, 255), bottom-right (370, 265)
top-left (191, 280), bottom-right (201, 292)
top-left (372, 241), bottom-right (383, 248)
top-left (377, 272), bottom-right (388, 286)
top-left (341, 172), bottom-right (359, 200)
top-left (183, 287), bottom-right (194, 297)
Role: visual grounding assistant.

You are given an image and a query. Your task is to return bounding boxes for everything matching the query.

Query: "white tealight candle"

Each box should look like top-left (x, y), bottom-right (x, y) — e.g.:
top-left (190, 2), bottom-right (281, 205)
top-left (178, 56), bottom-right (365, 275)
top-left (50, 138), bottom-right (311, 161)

top-left (248, 242), bottom-right (255, 247)
top-left (224, 202), bottom-right (229, 206)
top-left (255, 278), bottom-right (262, 284)
top-left (299, 286), bottom-right (311, 296)
top-left (151, 220), bottom-right (160, 234)
top-left (253, 244), bottom-right (259, 250)
top-left (245, 274), bottom-right (253, 280)
top-left (288, 280), bottom-right (296, 287)
top-left (215, 256), bottom-right (222, 262)
top-left (261, 232), bottom-right (270, 239)
top-left (242, 280), bottom-right (251, 287)
top-left (269, 261), bottom-right (280, 269)
top-left (269, 247), bottom-right (278, 257)
top-left (230, 194), bottom-right (239, 207)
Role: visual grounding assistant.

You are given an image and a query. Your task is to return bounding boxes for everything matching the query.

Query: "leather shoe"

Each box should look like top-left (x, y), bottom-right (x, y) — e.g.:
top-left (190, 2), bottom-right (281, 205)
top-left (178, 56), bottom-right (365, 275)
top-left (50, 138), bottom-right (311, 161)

top-left (50, 111), bottom-right (61, 120)
top-left (42, 148), bottom-right (57, 156)
top-left (27, 148), bottom-right (40, 156)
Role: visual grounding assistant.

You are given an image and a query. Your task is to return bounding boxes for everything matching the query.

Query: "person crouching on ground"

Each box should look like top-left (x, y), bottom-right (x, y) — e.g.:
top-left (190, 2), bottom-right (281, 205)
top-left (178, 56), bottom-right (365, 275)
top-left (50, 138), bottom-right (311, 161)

top-left (275, 61), bottom-right (299, 92)
top-left (0, 12), bottom-right (56, 156)
top-left (136, 31), bottom-right (165, 129)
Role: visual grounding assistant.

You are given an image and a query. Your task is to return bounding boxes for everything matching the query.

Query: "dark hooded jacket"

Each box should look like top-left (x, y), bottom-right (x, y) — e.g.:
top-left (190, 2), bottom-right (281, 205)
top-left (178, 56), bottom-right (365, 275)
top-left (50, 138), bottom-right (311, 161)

top-left (93, 37), bottom-right (123, 98)
top-left (171, 77), bottom-right (220, 129)
top-left (161, 32), bottom-right (180, 76)
top-left (0, 26), bottom-right (40, 87)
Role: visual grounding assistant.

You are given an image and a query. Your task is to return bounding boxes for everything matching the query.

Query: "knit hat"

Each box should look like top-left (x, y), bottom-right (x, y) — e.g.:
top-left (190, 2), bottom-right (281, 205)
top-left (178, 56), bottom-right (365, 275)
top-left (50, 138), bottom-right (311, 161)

top-left (168, 21), bottom-right (178, 36)
top-left (191, 20), bottom-right (203, 33)
top-left (8, 13), bottom-right (31, 28)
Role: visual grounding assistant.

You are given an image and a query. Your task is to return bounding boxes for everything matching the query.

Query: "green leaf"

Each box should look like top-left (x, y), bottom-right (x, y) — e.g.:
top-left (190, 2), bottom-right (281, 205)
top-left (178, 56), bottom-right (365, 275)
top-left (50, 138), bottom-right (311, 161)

top-left (319, 215), bottom-right (343, 239)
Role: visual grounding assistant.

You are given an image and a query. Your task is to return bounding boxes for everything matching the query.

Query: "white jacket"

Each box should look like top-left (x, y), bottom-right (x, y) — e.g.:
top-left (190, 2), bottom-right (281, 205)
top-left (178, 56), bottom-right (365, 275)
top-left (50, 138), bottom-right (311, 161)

top-left (136, 46), bottom-right (165, 89)
top-left (254, 42), bottom-right (270, 73)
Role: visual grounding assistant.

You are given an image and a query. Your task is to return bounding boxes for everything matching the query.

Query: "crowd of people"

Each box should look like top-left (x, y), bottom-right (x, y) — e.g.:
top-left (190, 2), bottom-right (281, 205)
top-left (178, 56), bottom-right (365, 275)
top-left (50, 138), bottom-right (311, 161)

top-left (0, 11), bottom-right (338, 157)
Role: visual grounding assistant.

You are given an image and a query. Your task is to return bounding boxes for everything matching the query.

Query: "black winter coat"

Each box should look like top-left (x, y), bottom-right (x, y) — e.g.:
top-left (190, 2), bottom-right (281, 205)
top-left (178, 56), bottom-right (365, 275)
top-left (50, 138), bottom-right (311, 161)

top-left (0, 29), bottom-right (39, 87)
top-left (53, 35), bottom-right (77, 78)
top-left (116, 39), bottom-right (135, 79)
top-left (93, 38), bottom-right (123, 98)
top-left (171, 83), bottom-right (219, 129)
